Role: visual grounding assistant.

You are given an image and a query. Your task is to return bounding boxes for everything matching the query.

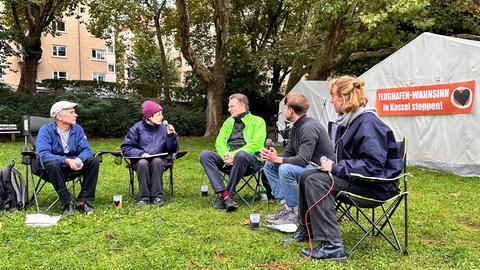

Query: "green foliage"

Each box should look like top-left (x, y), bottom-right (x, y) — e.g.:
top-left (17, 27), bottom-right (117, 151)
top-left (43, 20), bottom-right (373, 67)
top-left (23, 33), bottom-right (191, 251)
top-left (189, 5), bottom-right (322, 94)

top-left (1, 138), bottom-right (480, 269)
top-left (0, 91), bottom-right (205, 136)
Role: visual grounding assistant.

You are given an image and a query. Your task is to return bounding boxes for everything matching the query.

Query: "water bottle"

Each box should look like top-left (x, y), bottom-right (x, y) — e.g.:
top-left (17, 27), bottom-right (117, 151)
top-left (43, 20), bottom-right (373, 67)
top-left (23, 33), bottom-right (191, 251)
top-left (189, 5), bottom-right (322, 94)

top-left (258, 181), bottom-right (268, 201)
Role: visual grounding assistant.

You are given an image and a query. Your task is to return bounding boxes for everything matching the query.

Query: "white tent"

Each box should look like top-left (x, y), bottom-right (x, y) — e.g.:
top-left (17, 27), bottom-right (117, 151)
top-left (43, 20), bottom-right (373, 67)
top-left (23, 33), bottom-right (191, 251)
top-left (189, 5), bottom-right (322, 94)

top-left (279, 33), bottom-right (479, 176)
top-left (359, 32), bottom-right (479, 176)
top-left (277, 80), bottom-right (336, 133)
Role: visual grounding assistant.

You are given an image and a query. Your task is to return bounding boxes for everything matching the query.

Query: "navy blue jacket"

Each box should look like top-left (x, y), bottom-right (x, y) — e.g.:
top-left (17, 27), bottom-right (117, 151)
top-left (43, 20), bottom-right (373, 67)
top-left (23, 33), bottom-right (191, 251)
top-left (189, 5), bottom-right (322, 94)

top-left (121, 119), bottom-right (178, 157)
top-left (36, 122), bottom-right (93, 164)
top-left (332, 112), bottom-right (403, 200)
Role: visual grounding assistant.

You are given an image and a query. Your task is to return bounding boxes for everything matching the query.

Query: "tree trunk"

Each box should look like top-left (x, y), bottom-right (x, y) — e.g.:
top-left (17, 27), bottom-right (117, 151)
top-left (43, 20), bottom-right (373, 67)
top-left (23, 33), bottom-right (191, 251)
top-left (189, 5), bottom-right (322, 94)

top-left (176, 0), bottom-right (230, 137)
top-left (17, 37), bottom-right (42, 94)
top-left (154, 3), bottom-right (171, 102)
top-left (204, 81), bottom-right (225, 137)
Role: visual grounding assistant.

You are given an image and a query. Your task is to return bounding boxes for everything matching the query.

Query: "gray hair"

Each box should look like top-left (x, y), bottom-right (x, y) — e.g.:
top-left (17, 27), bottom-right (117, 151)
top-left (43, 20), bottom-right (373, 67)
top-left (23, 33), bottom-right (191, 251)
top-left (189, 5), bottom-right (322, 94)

top-left (229, 93), bottom-right (249, 111)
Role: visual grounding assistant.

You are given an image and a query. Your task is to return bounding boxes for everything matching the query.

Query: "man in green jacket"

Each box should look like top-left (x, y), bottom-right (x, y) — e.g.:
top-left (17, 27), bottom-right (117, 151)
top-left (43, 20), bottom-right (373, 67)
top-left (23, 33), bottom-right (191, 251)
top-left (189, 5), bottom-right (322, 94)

top-left (200, 93), bottom-right (266, 212)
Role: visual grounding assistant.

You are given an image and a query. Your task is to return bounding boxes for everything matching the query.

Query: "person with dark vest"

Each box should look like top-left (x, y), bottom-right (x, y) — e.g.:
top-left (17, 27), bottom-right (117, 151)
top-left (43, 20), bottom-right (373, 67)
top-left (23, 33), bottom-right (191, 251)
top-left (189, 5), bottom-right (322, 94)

top-left (200, 93), bottom-right (266, 212)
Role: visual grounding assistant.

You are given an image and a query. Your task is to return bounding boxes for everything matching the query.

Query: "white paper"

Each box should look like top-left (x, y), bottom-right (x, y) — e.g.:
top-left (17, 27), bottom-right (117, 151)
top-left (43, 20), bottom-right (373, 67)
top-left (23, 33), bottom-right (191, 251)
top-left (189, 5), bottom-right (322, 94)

top-left (265, 223), bottom-right (298, 233)
top-left (25, 213), bottom-right (61, 227)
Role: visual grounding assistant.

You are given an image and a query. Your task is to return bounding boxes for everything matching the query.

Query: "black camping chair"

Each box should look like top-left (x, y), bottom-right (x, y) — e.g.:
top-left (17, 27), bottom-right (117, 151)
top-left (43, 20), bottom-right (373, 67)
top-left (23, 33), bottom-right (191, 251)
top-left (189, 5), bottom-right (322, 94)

top-left (109, 150), bottom-right (188, 200)
top-left (218, 165), bottom-right (264, 207)
top-left (20, 115), bottom-right (102, 213)
top-left (334, 136), bottom-right (409, 256)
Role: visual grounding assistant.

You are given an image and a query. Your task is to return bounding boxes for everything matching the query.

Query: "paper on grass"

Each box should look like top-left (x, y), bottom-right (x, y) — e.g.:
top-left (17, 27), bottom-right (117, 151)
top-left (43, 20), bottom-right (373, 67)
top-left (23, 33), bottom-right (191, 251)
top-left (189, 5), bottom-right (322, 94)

top-left (25, 213), bottom-right (61, 227)
top-left (265, 223), bottom-right (298, 233)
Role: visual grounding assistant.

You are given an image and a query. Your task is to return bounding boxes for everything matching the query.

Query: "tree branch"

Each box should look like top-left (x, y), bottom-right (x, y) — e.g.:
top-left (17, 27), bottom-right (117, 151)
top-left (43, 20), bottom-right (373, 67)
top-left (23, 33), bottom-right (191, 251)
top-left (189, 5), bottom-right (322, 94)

top-left (455, 34), bottom-right (480, 41)
top-left (175, 0), bottom-right (213, 84)
top-left (348, 47), bottom-right (396, 61)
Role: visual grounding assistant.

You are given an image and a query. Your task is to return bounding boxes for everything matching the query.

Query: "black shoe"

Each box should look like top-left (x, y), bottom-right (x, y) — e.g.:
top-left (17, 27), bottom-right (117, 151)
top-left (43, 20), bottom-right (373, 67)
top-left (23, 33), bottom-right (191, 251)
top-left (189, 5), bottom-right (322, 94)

top-left (282, 225), bottom-right (308, 244)
top-left (224, 197), bottom-right (238, 212)
top-left (213, 199), bottom-right (226, 210)
top-left (152, 196), bottom-right (165, 207)
top-left (76, 202), bottom-right (95, 215)
top-left (62, 203), bottom-right (73, 215)
top-left (301, 241), bottom-right (347, 261)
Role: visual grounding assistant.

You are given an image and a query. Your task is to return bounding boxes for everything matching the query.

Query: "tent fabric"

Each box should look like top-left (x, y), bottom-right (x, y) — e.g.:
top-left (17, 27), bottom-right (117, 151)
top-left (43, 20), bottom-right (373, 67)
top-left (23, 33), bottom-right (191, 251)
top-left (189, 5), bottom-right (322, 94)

top-left (277, 80), bottom-right (336, 135)
top-left (359, 32), bottom-right (479, 176)
top-left (280, 33), bottom-right (479, 176)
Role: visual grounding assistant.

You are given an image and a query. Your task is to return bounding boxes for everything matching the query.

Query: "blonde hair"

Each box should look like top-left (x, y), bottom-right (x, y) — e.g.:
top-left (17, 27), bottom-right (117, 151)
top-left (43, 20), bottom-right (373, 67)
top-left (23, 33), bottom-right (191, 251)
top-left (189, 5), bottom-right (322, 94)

top-left (329, 75), bottom-right (368, 113)
top-left (284, 92), bottom-right (309, 115)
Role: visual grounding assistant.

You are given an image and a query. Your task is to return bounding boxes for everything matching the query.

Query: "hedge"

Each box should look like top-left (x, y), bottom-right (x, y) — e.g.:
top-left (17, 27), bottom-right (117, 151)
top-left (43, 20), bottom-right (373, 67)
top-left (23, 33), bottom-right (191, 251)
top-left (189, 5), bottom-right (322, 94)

top-left (0, 89), bottom-right (206, 138)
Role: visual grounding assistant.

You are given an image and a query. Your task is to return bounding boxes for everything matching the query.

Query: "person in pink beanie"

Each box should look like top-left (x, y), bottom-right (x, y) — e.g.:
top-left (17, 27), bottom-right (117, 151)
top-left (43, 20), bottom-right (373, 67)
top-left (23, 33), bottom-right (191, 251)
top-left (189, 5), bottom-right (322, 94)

top-left (121, 100), bottom-right (178, 206)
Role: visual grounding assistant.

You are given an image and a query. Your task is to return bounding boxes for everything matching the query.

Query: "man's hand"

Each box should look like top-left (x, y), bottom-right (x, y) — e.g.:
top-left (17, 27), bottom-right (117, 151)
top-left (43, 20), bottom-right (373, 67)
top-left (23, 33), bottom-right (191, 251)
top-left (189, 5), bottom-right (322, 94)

top-left (223, 152), bottom-right (234, 166)
top-left (65, 158), bottom-right (82, 171)
top-left (260, 147), bottom-right (282, 163)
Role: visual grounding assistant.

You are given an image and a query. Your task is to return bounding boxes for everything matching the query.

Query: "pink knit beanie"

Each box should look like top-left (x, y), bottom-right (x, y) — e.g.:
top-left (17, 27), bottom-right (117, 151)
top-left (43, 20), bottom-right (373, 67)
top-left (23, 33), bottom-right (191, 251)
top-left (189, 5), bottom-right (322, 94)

top-left (142, 100), bottom-right (163, 118)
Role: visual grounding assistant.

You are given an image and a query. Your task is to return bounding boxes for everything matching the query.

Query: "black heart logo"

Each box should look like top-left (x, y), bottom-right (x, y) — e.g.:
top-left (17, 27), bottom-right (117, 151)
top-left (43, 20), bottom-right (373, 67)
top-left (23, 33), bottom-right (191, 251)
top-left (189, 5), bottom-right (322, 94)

top-left (453, 89), bottom-right (470, 106)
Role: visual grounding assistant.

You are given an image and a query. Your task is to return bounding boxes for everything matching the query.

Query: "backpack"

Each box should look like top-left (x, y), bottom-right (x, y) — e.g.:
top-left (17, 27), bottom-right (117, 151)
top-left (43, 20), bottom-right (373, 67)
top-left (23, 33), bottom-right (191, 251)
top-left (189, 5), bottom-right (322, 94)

top-left (0, 161), bottom-right (26, 211)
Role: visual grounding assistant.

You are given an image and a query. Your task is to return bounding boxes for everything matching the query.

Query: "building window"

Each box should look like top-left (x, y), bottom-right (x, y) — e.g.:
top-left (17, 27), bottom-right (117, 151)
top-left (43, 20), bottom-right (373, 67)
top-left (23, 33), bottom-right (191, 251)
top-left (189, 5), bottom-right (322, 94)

top-left (52, 45), bottom-right (67, 57)
top-left (0, 67), bottom-right (3, 80)
top-left (53, 20), bottom-right (66, 33)
top-left (52, 71), bottom-right (68, 80)
top-left (106, 44), bottom-right (114, 53)
top-left (80, 7), bottom-right (85, 13)
top-left (93, 73), bottom-right (106, 81)
top-left (91, 49), bottom-right (106, 61)
top-left (107, 64), bottom-right (115, 72)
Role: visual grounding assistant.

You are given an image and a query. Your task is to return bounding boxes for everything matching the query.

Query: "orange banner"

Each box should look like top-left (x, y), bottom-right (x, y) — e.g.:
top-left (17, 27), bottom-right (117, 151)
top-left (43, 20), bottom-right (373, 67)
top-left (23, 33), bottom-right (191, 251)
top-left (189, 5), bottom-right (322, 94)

top-left (376, 80), bottom-right (476, 116)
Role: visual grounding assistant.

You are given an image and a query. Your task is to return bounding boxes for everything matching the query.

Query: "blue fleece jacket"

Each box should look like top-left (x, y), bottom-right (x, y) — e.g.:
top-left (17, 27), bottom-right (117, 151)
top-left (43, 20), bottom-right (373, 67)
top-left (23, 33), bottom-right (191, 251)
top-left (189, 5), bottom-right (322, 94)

top-left (332, 112), bottom-right (403, 200)
top-left (121, 118), bottom-right (178, 157)
top-left (36, 122), bottom-right (93, 164)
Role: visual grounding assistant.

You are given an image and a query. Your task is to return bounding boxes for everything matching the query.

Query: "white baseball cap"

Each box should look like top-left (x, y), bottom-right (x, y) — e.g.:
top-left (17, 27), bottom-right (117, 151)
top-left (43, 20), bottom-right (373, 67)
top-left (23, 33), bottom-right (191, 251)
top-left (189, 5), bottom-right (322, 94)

top-left (50, 101), bottom-right (78, 118)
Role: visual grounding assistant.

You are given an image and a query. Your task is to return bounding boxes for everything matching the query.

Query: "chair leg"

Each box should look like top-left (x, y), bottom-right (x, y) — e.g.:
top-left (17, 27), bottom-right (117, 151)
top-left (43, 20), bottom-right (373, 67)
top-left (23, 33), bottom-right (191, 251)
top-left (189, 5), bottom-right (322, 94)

top-left (129, 168), bottom-right (135, 199)
top-left (45, 176), bottom-right (83, 214)
top-left (169, 167), bottom-right (173, 197)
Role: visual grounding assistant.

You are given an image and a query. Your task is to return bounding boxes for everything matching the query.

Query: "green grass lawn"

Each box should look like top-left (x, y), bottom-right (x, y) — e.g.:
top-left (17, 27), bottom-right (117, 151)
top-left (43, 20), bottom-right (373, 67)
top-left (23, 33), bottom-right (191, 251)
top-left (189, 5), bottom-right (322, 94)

top-left (0, 137), bottom-right (479, 269)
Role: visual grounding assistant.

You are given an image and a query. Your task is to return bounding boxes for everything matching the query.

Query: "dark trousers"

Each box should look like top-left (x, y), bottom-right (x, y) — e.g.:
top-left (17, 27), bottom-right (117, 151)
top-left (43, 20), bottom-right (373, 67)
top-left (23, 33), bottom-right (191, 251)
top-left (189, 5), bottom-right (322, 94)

top-left (199, 150), bottom-right (260, 194)
top-left (298, 169), bottom-right (352, 242)
top-left (44, 156), bottom-right (99, 206)
top-left (135, 157), bottom-right (167, 201)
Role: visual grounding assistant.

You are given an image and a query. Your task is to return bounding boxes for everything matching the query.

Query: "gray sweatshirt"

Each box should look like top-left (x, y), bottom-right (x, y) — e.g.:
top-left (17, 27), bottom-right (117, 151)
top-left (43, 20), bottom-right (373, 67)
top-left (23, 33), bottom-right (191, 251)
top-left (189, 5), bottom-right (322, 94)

top-left (280, 115), bottom-right (334, 167)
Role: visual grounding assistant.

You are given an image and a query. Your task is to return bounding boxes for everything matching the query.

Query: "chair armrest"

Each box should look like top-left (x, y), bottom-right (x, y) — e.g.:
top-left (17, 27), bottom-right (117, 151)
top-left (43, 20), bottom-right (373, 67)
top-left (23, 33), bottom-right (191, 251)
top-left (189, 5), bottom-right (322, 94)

top-left (350, 172), bottom-right (409, 182)
top-left (173, 150), bottom-right (188, 160)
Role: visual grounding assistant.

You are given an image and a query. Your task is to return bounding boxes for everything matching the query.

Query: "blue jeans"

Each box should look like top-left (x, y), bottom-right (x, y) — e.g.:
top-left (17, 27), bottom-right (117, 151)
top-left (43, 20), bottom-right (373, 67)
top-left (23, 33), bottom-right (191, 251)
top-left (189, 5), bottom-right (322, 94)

top-left (263, 161), bottom-right (314, 208)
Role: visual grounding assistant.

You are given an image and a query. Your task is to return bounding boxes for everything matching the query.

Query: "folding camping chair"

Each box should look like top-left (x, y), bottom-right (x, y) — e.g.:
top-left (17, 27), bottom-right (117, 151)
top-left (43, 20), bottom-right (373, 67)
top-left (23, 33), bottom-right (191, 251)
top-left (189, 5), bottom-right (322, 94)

top-left (335, 137), bottom-right (409, 256)
top-left (219, 166), bottom-right (264, 207)
top-left (20, 115), bottom-right (89, 213)
top-left (109, 150), bottom-right (188, 199)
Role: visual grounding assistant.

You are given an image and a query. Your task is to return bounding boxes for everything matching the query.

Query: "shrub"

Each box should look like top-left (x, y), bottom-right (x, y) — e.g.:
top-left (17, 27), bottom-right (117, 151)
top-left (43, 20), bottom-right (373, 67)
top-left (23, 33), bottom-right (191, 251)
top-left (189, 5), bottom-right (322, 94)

top-left (0, 91), bottom-right (205, 137)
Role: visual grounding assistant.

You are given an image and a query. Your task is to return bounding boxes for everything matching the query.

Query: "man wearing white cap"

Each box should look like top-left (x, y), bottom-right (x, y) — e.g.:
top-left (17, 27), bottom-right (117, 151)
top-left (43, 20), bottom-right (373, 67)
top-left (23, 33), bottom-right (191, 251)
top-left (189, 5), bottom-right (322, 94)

top-left (35, 101), bottom-right (99, 215)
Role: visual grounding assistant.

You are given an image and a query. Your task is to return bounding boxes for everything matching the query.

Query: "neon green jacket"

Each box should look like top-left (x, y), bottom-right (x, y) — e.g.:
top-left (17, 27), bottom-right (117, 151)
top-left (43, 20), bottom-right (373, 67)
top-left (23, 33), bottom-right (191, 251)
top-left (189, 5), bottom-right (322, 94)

top-left (215, 112), bottom-right (266, 158)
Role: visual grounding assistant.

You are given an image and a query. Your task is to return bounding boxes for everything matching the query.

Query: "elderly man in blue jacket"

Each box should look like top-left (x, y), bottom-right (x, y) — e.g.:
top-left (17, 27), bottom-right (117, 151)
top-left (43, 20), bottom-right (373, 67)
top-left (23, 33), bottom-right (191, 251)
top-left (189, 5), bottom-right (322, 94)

top-left (36, 101), bottom-right (99, 215)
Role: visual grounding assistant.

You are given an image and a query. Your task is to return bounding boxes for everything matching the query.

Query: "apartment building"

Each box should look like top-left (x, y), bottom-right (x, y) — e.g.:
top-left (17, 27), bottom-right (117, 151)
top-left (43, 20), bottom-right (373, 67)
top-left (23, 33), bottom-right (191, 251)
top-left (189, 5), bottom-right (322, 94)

top-left (0, 6), bottom-right (116, 88)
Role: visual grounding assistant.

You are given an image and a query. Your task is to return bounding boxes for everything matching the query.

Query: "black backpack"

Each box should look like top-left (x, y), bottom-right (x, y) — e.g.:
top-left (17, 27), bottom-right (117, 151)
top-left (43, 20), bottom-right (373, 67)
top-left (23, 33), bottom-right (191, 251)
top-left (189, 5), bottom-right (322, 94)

top-left (0, 161), bottom-right (26, 211)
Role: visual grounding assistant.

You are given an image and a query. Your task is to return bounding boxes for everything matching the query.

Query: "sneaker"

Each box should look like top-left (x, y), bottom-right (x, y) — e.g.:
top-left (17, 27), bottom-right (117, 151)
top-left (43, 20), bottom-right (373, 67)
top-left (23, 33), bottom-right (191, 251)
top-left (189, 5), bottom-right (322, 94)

top-left (224, 197), bottom-right (238, 212)
top-left (76, 202), bottom-right (95, 215)
top-left (213, 199), bottom-right (226, 210)
top-left (282, 225), bottom-right (308, 244)
top-left (62, 203), bottom-right (73, 215)
top-left (136, 200), bottom-right (148, 206)
top-left (271, 210), bottom-right (298, 225)
top-left (301, 241), bottom-right (347, 261)
top-left (265, 207), bottom-right (290, 223)
top-left (152, 196), bottom-right (165, 207)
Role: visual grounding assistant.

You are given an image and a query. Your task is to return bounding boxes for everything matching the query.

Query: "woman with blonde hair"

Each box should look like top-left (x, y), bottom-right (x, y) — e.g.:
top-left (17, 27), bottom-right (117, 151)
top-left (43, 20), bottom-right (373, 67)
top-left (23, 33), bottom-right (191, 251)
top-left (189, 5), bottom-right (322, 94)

top-left (282, 75), bottom-right (403, 260)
